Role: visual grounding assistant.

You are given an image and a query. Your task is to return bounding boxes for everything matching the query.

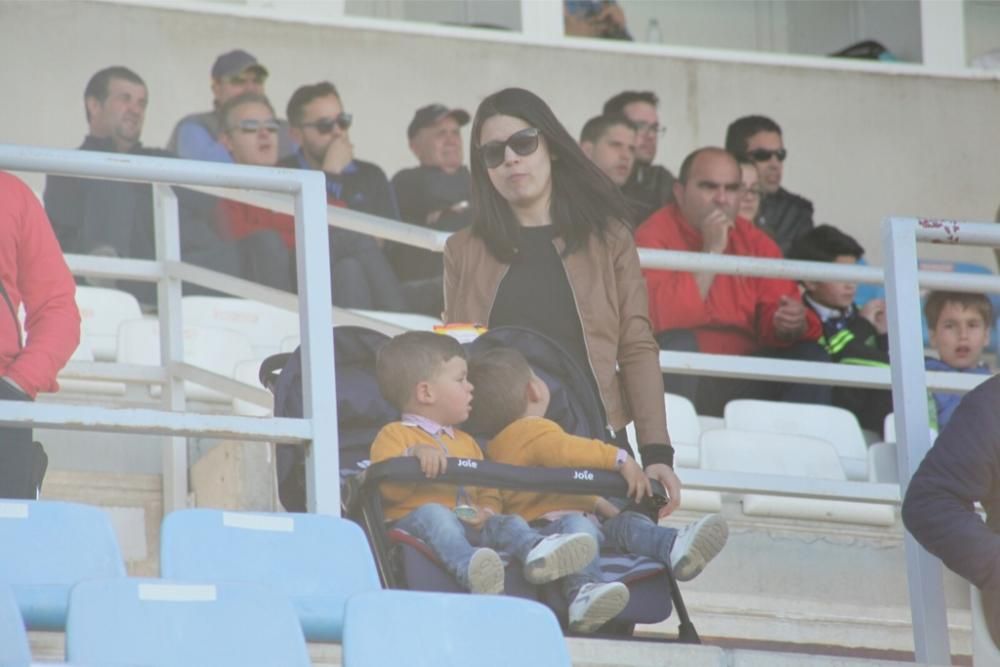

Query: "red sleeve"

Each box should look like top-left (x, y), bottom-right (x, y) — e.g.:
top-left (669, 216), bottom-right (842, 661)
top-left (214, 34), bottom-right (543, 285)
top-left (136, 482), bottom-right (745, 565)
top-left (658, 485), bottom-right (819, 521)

top-left (634, 212), bottom-right (711, 333)
top-left (751, 231), bottom-right (821, 348)
top-left (3, 174), bottom-right (80, 397)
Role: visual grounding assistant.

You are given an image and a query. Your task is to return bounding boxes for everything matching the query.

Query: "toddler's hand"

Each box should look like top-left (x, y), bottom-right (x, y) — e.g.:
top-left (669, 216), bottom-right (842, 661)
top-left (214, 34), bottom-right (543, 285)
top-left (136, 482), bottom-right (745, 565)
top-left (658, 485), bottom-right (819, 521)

top-left (620, 456), bottom-right (652, 504)
top-left (411, 445), bottom-right (447, 478)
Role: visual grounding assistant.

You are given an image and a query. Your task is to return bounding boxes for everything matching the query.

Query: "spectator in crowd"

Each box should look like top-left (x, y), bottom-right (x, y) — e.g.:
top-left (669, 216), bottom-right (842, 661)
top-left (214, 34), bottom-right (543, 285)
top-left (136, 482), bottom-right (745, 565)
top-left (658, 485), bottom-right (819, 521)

top-left (788, 225), bottom-right (892, 431)
top-left (388, 104), bottom-right (473, 313)
top-left (468, 346), bottom-right (729, 632)
top-left (579, 114), bottom-right (636, 188)
top-left (924, 291), bottom-right (993, 431)
top-left (725, 115), bottom-right (813, 254)
top-left (603, 91), bottom-right (674, 224)
top-left (579, 113), bottom-right (642, 224)
top-left (564, 0), bottom-right (631, 40)
top-left (212, 92), bottom-right (301, 292)
top-left (44, 66), bottom-right (243, 306)
top-left (635, 147), bottom-right (829, 416)
top-left (369, 331), bottom-right (599, 596)
top-left (0, 172), bottom-right (80, 499)
top-left (737, 158), bottom-right (762, 226)
top-left (443, 87), bottom-right (681, 515)
top-left (167, 49), bottom-right (296, 163)
top-left (281, 81), bottom-right (406, 311)
top-left (902, 374), bottom-right (1000, 650)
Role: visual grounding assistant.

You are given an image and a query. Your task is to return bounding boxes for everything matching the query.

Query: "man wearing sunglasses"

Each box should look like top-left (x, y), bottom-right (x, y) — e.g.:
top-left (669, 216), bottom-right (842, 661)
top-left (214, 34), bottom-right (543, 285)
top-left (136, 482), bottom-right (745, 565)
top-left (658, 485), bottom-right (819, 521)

top-left (166, 49), bottom-right (296, 164)
top-left (725, 115), bottom-right (814, 254)
top-left (387, 104), bottom-right (473, 310)
top-left (603, 91), bottom-right (675, 225)
top-left (279, 81), bottom-right (405, 311)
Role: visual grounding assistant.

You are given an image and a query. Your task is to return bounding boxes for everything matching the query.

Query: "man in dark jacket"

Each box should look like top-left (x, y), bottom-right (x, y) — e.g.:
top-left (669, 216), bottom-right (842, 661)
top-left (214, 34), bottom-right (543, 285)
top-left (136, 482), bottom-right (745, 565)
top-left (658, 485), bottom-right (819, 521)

top-left (725, 115), bottom-right (813, 254)
top-left (44, 66), bottom-right (241, 306)
top-left (603, 91), bottom-right (675, 224)
top-left (281, 81), bottom-right (405, 311)
top-left (902, 374), bottom-right (1000, 649)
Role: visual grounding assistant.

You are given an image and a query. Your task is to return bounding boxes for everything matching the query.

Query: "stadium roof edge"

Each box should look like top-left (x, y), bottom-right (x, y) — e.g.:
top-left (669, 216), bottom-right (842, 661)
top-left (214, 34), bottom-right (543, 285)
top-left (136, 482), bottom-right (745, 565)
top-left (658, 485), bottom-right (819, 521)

top-left (86, 0), bottom-right (1000, 83)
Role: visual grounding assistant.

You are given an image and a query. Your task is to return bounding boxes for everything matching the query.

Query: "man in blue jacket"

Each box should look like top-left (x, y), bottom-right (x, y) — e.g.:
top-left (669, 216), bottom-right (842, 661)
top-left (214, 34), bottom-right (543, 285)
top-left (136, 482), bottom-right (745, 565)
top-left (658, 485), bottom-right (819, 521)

top-left (902, 374), bottom-right (1000, 649)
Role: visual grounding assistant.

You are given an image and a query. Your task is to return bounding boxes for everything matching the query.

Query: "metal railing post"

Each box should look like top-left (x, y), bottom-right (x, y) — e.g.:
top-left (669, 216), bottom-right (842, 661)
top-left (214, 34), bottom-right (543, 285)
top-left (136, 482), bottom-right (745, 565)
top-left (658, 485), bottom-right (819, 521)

top-left (294, 172), bottom-right (339, 516)
top-left (153, 183), bottom-right (188, 512)
top-left (883, 216), bottom-right (951, 665)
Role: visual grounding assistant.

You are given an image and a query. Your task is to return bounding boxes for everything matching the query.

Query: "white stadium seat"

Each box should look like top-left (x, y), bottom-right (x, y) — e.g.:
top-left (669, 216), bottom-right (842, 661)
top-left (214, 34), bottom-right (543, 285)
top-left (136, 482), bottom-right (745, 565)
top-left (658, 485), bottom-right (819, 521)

top-left (75, 286), bottom-right (142, 361)
top-left (57, 337), bottom-right (125, 396)
top-left (724, 399), bottom-right (869, 481)
top-left (232, 358), bottom-right (272, 417)
top-left (116, 319), bottom-right (254, 403)
top-left (182, 296), bottom-right (300, 359)
top-left (700, 429), bottom-right (895, 526)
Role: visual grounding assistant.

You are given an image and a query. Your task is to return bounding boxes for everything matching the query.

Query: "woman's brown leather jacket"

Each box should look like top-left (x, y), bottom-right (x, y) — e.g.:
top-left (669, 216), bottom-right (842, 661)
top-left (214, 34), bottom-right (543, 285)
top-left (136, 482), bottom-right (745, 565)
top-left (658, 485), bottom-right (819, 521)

top-left (443, 222), bottom-right (673, 466)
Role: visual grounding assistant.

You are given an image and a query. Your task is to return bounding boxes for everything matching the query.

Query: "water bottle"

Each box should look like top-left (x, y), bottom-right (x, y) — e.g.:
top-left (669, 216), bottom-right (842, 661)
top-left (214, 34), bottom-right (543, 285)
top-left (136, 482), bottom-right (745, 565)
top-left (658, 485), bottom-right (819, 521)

top-left (646, 17), bottom-right (662, 44)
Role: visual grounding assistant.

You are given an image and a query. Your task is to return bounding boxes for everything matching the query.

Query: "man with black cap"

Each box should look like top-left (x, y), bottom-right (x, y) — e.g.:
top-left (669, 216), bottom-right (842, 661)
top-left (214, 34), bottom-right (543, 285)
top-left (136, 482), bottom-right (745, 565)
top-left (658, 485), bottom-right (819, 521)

top-left (388, 104), bottom-right (473, 288)
top-left (167, 49), bottom-right (296, 163)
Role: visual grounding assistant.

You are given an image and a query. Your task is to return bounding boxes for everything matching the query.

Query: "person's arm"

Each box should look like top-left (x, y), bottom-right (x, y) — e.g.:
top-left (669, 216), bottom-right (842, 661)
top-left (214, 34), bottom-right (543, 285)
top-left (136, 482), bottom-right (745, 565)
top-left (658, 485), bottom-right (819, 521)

top-left (753, 234), bottom-right (820, 348)
top-left (609, 225), bottom-right (681, 515)
top-left (369, 424), bottom-right (420, 504)
top-left (902, 377), bottom-right (1000, 590)
top-left (512, 422), bottom-right (621, 469)
top-left (5, 178), bottom-right (81, 398)
top-left (634, 217), bottom-right (713, 333)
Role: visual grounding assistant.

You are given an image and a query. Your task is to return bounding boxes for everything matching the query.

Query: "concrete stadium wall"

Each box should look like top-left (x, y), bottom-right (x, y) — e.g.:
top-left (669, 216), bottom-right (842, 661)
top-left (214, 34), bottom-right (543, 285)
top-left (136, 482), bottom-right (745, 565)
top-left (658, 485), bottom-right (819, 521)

top-left (2, 0), bottom-right (1000, 268)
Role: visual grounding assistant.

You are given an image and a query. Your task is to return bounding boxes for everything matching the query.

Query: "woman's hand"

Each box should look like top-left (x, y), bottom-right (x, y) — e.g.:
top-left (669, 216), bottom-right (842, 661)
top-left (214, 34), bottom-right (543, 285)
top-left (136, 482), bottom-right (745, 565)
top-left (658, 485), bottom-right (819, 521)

top-left (644, 463), bottom-right (681, 518)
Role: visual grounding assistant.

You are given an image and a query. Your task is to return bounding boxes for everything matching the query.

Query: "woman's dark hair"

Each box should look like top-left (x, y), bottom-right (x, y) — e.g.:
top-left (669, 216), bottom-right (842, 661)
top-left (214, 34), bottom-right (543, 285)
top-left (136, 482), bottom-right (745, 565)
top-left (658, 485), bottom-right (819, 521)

top-left (469, 88), bottom-right (630, 262)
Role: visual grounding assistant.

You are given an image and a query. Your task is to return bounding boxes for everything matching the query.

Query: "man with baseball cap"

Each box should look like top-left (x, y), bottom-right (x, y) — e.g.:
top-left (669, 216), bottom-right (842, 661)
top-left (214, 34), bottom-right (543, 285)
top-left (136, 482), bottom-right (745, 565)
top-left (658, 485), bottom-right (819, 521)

top-left (388, 104), bottom-right (473, 296)
top-left (167, 48), bottom-right (296, 163)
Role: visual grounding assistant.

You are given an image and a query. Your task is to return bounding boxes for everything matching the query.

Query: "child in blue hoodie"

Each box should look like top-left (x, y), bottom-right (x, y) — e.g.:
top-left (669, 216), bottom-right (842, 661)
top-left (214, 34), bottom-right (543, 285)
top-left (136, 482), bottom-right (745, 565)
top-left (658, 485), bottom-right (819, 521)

top-left (924, 291), bottom-right (994, 430)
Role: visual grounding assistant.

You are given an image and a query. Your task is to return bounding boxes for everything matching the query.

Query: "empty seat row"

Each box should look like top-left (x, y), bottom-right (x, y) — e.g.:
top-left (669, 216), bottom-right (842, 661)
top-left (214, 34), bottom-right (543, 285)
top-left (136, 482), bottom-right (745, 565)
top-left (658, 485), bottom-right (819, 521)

top-left (0, 500), bottom-right (568, 666)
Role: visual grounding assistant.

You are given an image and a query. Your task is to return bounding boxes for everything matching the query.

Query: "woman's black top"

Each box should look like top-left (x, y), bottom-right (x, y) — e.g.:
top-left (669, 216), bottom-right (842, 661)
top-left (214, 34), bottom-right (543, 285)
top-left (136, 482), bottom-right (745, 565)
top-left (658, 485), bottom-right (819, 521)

top-left (489, 226), bottom-right (595, 390)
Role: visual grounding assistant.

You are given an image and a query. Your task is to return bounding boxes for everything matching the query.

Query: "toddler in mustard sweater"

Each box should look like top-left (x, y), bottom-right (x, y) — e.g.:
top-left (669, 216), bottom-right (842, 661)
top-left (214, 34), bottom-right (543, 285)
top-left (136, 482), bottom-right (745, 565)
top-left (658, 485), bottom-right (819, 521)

top-left (369, 331), bottom-right (599, 598)
top-left (468, 347), bottom-right (729, 631)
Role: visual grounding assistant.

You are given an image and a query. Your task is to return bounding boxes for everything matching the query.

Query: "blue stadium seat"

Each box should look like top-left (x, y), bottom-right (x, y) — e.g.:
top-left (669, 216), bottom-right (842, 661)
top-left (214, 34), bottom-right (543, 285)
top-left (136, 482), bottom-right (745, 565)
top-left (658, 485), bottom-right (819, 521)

top-left (0, 500), bottom-right (125, 630)
top-left (342, 590), bottom-right (571, 667)
top-left (0, 583), bottom-right (31, 666)
top-left (66, 578), bottom-right (310, 667)
top-left (160, 508), bottom-right (380, 642)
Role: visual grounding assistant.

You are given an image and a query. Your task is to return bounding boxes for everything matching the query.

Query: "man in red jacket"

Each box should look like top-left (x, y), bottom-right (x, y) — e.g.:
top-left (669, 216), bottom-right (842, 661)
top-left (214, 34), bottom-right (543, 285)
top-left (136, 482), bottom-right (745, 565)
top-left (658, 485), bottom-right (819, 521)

top-left (635, 147), bottom-right (829, 416)
top-left (0, 172), bottom-right (81, 497)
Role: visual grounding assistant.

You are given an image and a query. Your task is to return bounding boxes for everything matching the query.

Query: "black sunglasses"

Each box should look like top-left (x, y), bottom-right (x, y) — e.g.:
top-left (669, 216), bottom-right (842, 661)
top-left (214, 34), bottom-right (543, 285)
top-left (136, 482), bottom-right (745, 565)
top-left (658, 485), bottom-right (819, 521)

top-left (747, 148), bottom-right (787, 163)
top-left (231, 118), bottom-right (280, 134)
top-left (298, 113), bottom-right (353, 134)
top-left (479, 127), bottom-right (541, 169)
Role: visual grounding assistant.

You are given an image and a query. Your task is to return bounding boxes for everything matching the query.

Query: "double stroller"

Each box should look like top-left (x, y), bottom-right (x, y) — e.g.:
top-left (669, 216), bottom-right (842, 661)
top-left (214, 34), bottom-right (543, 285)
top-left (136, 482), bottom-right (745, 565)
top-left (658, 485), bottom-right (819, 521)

top-left (262, 325), bottom-right (698, 641)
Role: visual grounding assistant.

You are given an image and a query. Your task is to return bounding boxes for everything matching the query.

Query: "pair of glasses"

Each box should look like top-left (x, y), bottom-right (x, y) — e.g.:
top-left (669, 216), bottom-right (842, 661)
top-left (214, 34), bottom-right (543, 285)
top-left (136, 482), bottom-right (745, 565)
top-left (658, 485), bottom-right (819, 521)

top-left (227, 73), bottom-right (267, 86)
top-left (747, 148), bottom-right (787, 163)
top-left (298, 113), bottom-right (353, 134)
top-left (634, 122), bottom-right (666, 136)
top-left (231, 119), bottom-right (279, 134)
top-left (741, 186), bottom-right (765, 198)
top-left (479, 127), bottom-right (541, 169)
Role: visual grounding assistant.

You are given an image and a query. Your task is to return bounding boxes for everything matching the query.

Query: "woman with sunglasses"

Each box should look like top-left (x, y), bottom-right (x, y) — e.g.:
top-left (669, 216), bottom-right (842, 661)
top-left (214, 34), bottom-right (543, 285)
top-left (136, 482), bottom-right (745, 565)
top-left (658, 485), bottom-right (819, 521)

top-left (443, 88), bottom-right (680, 515)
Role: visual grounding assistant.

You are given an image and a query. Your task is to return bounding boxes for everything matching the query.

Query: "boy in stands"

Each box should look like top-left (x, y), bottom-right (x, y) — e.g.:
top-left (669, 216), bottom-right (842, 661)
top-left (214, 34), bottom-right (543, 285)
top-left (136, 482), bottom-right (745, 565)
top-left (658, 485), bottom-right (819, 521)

top-left (924, 291), bottom-right (994, 431)
top-left (467, 347), bottom-right (728, 632)
top-left (787, 224), bottom-right (892, 431)
top-left (369, 331), bottom-right (599, 596)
